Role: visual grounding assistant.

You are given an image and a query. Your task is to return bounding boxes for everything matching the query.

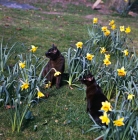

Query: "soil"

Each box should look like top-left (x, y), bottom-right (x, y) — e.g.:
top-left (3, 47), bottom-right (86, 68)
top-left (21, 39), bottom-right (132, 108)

top-left (0, 0), bottom-right (138, 17)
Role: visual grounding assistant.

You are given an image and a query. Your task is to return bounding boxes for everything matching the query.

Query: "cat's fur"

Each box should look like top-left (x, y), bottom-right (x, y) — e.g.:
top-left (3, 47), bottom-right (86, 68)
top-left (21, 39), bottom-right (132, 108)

top-left (80, 73), bottom-right (108, 124)
top-left (42, 44), bottom-right (65, 88)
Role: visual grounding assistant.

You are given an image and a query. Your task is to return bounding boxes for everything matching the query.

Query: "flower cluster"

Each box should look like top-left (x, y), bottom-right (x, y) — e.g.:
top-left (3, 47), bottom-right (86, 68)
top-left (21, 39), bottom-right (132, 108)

top-left (99, 101), bottom-right (124, 126)
top-left (103, 54), bottom-right (111, 67)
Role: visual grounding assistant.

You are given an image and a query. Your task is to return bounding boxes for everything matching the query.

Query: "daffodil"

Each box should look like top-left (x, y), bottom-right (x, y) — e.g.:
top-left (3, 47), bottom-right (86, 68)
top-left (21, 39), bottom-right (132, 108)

top-left (21, 81), bottom-right (29, 90)
top-left (124, 0), bottom-right (128, 2)
top-left (113, 117), bottom-right (124, 126)
top-left (76, 42), bottom-right (83, 49)
top-left (93, 18), bottom-right (98, 24)
top-left (109, 20), bottom-right (115, 26)
top-left (19, 61), bottom-right (26, 69)
top-left (101, 101), bottom-right (112, 112)
top-left (122, 49), bottom-right (129, 56)
top-left (99, 112), bottom-right (110, 125)
top-left (127, 94), bottom-right (135, 100)
top-left (104, 54), bottom-right (110, 59)
top-left (104, 30), bottom-right (110, 36)
top-left (120, 26), bottom-right (125, 32)
top-left (86, 53), bottom-right (94, 61)
top-left (54, 71), bottom-right (61, 76)
top-left (103, 58), bottom-right (111, 66)
top-left (45, 81), bottom-right (52, 89)
top-left (101, 26), bottom-right (107, 32)
top-left (100, 47), bottom-right (106, 54)
top-left (111, 24), bottom-right (116, 30)
top-left (125, 26), bottom-right (131, 34)
top-left (117, 67), bottom-right (127, 77)
top-left (30, 45), bottom-right (38, 53)
top-left (37, 91), bottom-right (45, 98)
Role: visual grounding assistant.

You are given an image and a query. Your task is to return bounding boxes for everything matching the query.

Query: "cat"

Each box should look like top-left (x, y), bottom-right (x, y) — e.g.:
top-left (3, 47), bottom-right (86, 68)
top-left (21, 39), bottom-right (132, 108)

top-left (80, 73), bottom-right (108, 125)
top-left (42, 44), bottom-right (65, 88)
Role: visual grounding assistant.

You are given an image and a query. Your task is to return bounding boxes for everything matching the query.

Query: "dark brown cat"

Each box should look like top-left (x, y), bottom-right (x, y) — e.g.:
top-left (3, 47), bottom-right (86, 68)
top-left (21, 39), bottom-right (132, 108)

top-left (80, 73), bottom-right (108, 124)
top-left (42, 44), bottom-right (65, 88)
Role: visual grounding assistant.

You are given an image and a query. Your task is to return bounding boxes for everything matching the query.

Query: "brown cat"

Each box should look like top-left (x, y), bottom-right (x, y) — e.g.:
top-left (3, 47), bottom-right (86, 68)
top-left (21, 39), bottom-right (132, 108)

top-left (42, 44), bottom-right (65, 88)
top-left (80, 73), bottom-right (108, 125)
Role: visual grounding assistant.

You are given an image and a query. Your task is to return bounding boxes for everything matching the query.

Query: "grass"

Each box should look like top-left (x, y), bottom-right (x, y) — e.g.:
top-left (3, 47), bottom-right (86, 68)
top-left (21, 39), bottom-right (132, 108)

top-left (0, 1), bottom-right (138, 139)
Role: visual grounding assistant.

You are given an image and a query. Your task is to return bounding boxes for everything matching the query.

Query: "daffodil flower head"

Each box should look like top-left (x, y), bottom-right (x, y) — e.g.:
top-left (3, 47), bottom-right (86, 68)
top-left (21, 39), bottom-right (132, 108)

top-left (86, 53), bottom-right (94, 61)
top-left (103, 58), bottom-right (111, 66)
top-left (124, 0), bottom-right (128, 2)
top-left (93, 17), bottom-right (98, 24)
top-left (104, 54), bottom-right (110, 59)
top-left (19, 61), bottom-right (26, 69)
top-left (45, 84), bottom-right (49, 89)
top-left (117, 66), bottom-right (127, 77)
top-left (30, 45), bottom-right (38, 53)
top-left (120, 26), bottom-right (125, 32)
top-left (99, 112), bottom-right (110, 125)
top-left (109, 20), bottom-right (115, 26)
top-left (76, 42), bottom-right (83, 49)
top-left (113, 117), bottom-right (124, 126)
top-left (104, 29), bottom-right (110, 36)
top-left (111, 24), bottom-right (116, 30)
top-left (101, 26), bottom-right (107, 32)
top-left (54, 71), bottom-right (61, 77)
top-left (100, 47), bottom-right (106, 54)
top-left (125, 26), bottom-right (131, 34)
top-left (45, 81), bottom-right (52, 89)
top-left (21, 81), bottom-right (29, 90)
top-left (127, 93), bottom-right (135, 100)
top-left (122, 49), bottom-right (129, 56)
top-left (36, 88), bottom-right (45, 98)
top-left (101, 101), bottom-right (112, 112)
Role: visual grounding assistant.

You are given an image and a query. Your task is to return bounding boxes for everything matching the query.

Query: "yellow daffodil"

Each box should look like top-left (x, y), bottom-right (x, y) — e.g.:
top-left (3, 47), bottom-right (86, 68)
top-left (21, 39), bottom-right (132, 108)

top-left (93, 18), bottom-right (98, 24)
top-left (111, 24), bottom-right (116, 30)
top-left (37, 91), bottom-right (45, 98)
top-left (101, 26), bottom-right (107, 32)
top-left (30, 45), bottom-right (38, 53)
top-left (54, 71), bottom-right (61, 77)
top-left (125, 26), bottom-right (131, 34)
top-left (122, 49), bottom-right (129, 56)
top-left (100, 47), bottom-right (106, 54)
top-left (109, 20), bottom-right (115, 26)
top-left (124, 0), bottom-right (128, 2)
top-left (113, 117), bottom-right (124, 126)
top-left (19, 61), bottom-right (26, 69)
top-left (105, 54), bottom-right (110, 59)
top-left (117, 67), bottom-right (127, 77)
top-left (21, 82), bottom-right (29, 90)
top-left (103, 58), bottom-right (111, 66)
top-left (120, 26), bottom-right (125, 32)
top-left (45, 81), bottom-right (52, 89)
top-left (45, 84), bottom-right (49, 89)
top-left (76, 42), bottom-right (83, 49)
top-left (86, 53), bottom-right (94, 61)
top-left (99, 112), bottom-right (110, 125)
top-left (127, 94), bottom-right (135, 100)
top-left (101, 101), bottom-right (112, 112)
top-left (104, 30), bottom-right (110, 36)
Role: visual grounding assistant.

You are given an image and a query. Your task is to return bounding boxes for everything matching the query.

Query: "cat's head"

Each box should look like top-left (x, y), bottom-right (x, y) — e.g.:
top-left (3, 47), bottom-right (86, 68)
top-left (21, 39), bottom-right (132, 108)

top-left (80, 73), bottom-right (96, 86)
top-left (45, 44), bottom-right (60, 60)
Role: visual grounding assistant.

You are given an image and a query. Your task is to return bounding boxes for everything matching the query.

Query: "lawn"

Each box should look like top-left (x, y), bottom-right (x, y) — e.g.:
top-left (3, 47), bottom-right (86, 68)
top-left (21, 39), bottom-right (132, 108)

top-left (0, 0), bottom-right (138, 140)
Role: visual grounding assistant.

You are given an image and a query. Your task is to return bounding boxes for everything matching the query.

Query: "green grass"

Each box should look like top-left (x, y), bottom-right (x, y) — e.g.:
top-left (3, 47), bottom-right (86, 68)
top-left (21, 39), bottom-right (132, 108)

top-left (0, 1), bottom-right (138, 139)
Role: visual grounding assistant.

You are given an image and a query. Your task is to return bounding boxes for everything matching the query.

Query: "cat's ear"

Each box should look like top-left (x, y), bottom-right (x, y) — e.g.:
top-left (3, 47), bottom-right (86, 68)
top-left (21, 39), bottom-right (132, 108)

top-left (52, 44), bottom-right (57, 48)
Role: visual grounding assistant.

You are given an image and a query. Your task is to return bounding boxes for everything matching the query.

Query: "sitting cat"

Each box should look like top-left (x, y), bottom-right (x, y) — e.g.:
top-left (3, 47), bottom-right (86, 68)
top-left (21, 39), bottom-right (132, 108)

top-left (42, 44), bottom-right (65, 88)
top-left (80, 73), bottom-right (108, 125)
